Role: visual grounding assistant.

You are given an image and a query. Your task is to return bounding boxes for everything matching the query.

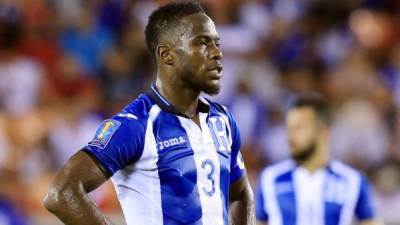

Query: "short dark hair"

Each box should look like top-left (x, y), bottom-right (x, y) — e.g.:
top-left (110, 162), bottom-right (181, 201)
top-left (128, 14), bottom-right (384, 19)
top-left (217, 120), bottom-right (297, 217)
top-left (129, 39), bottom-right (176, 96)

top-left (144, 1), bottom-right (205, 61)
top-left (288, 93), bottom-right (332, 125)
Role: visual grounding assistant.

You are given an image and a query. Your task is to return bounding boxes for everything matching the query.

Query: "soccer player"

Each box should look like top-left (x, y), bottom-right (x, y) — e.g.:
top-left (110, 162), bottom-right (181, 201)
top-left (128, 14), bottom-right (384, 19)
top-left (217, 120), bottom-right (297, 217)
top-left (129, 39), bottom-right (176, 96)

top-left (256, 94), bottom-right (381, 225)
top-left (43, 2), bottom-right (255, 225)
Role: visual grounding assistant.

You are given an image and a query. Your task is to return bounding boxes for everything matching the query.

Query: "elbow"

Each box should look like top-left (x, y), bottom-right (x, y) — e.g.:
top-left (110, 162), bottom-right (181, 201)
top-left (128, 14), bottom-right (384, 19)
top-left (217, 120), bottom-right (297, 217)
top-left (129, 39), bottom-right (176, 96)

top-left (43, 186), bottom-right (61, 213)
top-left (43, 185), bottom-right (71, 213)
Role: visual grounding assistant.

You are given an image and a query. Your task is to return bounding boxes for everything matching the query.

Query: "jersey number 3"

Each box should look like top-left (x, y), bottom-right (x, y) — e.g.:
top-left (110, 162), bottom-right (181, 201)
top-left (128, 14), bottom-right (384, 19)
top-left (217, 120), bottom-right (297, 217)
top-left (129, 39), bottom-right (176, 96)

top-left (201, 159), bottom-right (216, 197)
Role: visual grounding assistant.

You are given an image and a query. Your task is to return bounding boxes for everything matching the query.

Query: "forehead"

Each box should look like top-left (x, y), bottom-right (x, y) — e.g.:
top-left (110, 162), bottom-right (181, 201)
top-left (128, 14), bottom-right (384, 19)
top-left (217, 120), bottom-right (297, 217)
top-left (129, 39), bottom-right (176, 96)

top-left (181, 13), bottom-right (219, 38)
top-left (287, 107), bottom-right (317, 123)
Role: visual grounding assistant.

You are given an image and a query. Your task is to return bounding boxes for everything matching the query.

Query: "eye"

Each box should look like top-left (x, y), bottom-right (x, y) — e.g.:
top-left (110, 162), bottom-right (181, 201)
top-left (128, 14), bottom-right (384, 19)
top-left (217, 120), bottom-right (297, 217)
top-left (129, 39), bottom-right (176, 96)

top-left (200, 41), bottom-right (207, 46)
top-left (215, 42), bottom-right (221, 48)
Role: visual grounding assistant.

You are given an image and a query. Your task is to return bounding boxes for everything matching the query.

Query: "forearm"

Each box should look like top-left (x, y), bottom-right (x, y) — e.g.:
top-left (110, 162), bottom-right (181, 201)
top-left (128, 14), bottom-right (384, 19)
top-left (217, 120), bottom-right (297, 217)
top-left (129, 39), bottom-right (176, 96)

top-left (43, 151), bottom-right (114, 225)
top-left (230, 181), bottom-right (256, 225)
top-left (44, 185), bottom-right (114, 225)
top-left (358, 219), bottom-right (384, 225)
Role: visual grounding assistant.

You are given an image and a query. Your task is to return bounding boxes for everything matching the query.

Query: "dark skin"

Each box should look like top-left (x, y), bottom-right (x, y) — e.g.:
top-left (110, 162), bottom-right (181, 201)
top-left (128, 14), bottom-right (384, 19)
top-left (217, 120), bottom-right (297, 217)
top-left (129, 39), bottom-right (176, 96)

top-left (44, 12), bottom-right (255, 225)
top-left (155, 13), bottom-right (224, 125)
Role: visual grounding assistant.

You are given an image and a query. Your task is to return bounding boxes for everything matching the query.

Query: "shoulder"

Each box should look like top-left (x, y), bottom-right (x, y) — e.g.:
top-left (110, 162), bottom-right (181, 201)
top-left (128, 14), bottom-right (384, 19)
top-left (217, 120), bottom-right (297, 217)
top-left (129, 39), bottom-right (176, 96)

top-left (328, 160), bottom-right (370, 194)
top-left (119, 94), bottom-right (156, 120)
top-left (260, 160), bottom-right (296, 182)
top-left (113, 94), bottom-right (157, 126)
top-left (329, 160), bottom-right (363, 179)
top-left (88, 94), bottom-right (156, 149)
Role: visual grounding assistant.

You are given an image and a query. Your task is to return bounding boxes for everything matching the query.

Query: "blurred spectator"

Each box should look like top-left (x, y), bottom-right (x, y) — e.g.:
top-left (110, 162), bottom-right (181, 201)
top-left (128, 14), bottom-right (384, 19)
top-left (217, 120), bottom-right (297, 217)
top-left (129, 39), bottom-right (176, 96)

top-left (327, 50), bottom-right (390, 168)
top-left (19, 0), bottom-right (59, 73)
top-left (0, 115), bottom-right (10, 169)
top-left (259, 108), bottom-right (290, 164)
top-left (382, 45), bottom-right (400, 107)
top-left (43, 53), bottom-right (99, 104)
top-left (0, 16), bottom-right (43, 115)
top-left (371, 161), bottom-right (400, 225)
top-left (97, 0), bottom-right (132, 33)
top-left (60, 4), bottom-right (115, 75)
top-left (54, 0), bottom-right (82, 25)
top-left (99, 47), bottom-right (147, 110)
top-left (316, 27), bottom-right (353, 69)
top-left (330, 99), bottom-right (389, 168)
top-left (239, 0), bottom-right (271, 38)
top-left (0, 58), bottom-right (43, 115)
top-left (6, 111), bottom-right (51, 183)
top-left (229, 79), bottom-right (264, 147)
top-left (48, 106), bottom-right (101, 168)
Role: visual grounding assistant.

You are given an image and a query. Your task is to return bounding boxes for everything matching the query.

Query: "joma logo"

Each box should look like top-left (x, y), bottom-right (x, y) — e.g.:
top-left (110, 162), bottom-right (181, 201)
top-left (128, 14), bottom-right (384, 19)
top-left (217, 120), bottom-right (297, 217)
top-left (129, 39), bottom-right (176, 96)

top-left (158, 136), bottom-right (186, 150)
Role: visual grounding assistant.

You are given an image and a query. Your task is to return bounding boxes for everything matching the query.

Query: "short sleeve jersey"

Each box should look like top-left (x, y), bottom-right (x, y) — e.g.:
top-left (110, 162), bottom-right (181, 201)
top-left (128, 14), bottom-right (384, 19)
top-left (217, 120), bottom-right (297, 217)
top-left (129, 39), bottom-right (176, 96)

top-left (256, 160), bottom-right (375, 225)
top-left (83, 85), bottom-right (246, 225)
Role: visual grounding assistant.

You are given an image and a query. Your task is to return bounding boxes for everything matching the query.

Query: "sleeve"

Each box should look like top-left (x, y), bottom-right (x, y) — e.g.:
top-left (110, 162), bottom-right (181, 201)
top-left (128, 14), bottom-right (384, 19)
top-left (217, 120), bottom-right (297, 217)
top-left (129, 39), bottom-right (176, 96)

top-left (355, 174), bottom-right (376, 220)
top-left (256, 177), bottom-right (269, 222)
top-left (82, 115), bottom-right (147, 177)
top-left (227, 110), bottom-right (246, 184)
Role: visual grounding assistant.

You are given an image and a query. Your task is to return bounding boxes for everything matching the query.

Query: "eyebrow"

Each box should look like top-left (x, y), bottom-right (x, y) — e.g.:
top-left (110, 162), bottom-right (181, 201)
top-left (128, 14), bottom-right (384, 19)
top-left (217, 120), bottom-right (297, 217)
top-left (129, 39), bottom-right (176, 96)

top-left (194, 35), bottom-right (220, 41)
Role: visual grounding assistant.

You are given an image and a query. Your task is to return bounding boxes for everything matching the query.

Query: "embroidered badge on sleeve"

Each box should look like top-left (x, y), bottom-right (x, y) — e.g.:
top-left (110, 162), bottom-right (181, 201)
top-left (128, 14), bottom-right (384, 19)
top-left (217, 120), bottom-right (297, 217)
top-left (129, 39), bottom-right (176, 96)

top-left (89, 119), bottom-right (121, 149)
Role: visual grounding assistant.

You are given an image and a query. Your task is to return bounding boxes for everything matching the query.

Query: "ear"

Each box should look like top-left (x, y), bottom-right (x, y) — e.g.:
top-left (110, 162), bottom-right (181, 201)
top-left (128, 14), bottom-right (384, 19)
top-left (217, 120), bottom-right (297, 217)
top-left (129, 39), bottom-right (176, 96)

top-left (157, 44), bottom-right (174, 65)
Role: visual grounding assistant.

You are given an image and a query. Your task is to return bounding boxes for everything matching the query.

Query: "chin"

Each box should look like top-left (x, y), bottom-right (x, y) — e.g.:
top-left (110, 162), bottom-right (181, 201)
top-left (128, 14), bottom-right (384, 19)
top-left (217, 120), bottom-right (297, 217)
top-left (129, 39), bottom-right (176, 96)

top-left (202, 83), bottom-right (221, 95)
top-left (291, 145), bottom-right (316, 163)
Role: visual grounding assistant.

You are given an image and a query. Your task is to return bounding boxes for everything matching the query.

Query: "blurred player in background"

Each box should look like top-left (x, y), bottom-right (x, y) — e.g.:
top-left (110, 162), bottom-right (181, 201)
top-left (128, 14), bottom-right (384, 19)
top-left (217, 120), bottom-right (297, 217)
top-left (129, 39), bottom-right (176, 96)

top-left (43, 1), bottom-right (255, 225)
top-left (256, 94), bottom-right (381, 225)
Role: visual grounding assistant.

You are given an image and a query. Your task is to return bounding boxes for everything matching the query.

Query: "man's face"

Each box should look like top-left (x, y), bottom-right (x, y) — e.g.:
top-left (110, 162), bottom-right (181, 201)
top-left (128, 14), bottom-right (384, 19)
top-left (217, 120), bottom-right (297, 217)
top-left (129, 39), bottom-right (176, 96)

top-left (286, 107), bottom-right (322, 163)
top-left (175, 13), bottom-right (223, 95)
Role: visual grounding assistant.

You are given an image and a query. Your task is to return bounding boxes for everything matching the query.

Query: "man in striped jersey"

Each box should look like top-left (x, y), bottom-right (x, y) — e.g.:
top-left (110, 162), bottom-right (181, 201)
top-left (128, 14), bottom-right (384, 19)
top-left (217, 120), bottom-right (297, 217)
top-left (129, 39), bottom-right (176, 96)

top-left (256, 94), bottom-right (381, 225)
top-left (44, 1), bottom-right (255, 225)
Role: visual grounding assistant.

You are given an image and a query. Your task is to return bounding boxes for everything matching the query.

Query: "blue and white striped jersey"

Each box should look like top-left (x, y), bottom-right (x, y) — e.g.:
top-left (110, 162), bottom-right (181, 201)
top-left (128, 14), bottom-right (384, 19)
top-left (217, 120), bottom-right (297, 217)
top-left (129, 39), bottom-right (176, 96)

top-left (256, 160), bottom-right (375, 225)
top-left (83, 85), bottom-right (246, 225)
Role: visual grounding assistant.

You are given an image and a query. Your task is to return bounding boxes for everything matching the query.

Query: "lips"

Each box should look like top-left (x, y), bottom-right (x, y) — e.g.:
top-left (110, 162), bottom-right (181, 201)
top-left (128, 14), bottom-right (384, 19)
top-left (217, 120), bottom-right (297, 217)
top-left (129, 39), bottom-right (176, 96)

top-left (208, 64), bottom-right (223, 73)
top-left (207, 64), bottom-right (223, 79)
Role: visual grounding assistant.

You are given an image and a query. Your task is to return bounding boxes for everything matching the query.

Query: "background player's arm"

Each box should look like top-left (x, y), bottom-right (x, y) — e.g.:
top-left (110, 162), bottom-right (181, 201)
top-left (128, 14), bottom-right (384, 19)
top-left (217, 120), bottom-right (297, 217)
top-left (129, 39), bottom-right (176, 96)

top-left (358, 220), bottom-right (384, 225)
top-left (229, 174), bottom-right (256, 225)
top-left (43, 151), bottom-right (115, 225)
top-left (255, 173), bottom-right (268, 225)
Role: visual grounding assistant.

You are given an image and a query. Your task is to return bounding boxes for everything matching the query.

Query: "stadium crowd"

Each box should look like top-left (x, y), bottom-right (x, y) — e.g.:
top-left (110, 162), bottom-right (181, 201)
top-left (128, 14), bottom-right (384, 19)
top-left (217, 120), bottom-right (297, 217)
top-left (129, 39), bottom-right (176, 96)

top-left (0, 0), bottom-right (399, 224)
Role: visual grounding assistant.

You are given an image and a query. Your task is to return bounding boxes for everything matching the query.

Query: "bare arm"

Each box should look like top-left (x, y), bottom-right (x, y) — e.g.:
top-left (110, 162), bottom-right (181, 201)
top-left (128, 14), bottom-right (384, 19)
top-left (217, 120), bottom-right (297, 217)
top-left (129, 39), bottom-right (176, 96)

top-left (359, 219), bottom-right (384, 225)
top-left (43, 151), bottom-right (115, 225)
top-left (229, 175), bottom-right (256, 225)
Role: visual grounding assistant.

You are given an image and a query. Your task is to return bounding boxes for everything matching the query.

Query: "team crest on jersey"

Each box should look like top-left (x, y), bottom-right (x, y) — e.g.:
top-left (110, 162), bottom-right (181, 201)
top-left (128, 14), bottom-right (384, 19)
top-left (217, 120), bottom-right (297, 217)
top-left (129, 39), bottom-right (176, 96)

top-left (209, 117), bottom-right (230, 152)
top-left (89, 119), bottom-right (121, 149)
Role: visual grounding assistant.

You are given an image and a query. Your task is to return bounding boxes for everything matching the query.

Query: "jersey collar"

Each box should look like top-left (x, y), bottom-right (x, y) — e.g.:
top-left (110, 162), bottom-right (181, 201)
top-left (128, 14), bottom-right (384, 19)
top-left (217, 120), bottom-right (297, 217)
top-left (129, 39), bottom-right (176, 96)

top-left (148, 84), bottom-right (210, 118)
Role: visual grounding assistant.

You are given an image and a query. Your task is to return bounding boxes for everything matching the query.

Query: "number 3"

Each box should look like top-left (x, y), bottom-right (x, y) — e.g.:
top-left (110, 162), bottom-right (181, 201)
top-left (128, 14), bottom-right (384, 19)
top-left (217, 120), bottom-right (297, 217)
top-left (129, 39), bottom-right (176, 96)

top-left (201, 159), bottom-right (215, 197)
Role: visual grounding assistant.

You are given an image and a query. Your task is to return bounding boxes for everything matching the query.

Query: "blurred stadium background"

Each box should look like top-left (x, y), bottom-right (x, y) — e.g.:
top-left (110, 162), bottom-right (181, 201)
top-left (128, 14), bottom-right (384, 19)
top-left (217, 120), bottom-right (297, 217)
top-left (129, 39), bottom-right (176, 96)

top-left (0, 0), bottom-right (399, 224)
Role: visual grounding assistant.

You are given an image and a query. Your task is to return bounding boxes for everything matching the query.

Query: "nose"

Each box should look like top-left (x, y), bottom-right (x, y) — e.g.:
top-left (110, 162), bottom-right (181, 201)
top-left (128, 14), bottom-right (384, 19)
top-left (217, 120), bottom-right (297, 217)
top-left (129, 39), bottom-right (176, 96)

top-left (209, 43), bottom-right (223, 60)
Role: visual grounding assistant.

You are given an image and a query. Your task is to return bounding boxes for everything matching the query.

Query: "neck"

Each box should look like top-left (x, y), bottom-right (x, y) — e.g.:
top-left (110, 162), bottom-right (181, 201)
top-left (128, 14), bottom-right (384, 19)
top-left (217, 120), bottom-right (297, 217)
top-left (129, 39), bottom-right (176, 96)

top-left (155, 76), bottom-right (200, 117)
top-left (302, 142), bottom-right (329, 173)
